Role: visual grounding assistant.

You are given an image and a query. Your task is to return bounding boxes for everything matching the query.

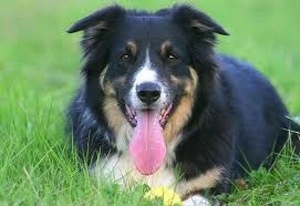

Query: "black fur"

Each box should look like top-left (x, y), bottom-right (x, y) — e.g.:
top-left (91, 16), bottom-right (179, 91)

top-left (66, 4), bottom-right (300, 194)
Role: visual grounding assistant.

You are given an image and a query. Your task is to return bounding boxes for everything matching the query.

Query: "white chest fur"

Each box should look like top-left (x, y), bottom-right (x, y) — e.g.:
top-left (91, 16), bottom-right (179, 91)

top-left (91, 152), bottom-right (225, 206)
top-left (90, 154), bottom-right (214, 205)
top-left (90, 153), bottom-right (177, 189)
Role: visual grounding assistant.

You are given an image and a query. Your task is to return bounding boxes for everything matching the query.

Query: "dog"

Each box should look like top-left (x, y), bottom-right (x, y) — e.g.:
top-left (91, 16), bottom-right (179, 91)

top-left (66, 4), bottom-right (300, 204)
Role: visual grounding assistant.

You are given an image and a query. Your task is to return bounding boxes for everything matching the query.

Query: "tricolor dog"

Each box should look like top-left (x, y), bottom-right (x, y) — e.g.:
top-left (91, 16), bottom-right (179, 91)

top-left (66, 4), bottom-right (300, 204)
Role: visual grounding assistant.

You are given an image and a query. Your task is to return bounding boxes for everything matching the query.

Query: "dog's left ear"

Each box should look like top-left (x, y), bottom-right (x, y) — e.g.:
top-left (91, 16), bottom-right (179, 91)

top-left (171, 5), bottom-right (229, 36)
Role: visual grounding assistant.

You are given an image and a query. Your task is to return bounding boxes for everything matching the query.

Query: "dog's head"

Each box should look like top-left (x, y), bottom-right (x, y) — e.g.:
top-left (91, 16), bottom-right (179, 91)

top-left (68, 5), bottom-right (228, 175)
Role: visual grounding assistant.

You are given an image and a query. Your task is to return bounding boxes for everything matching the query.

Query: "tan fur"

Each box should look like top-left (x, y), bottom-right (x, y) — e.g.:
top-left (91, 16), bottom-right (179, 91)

top-left (191, 20), bottom-right (212, 32)
top-left (100, 67), bottom-right (108, 91)
top-left (176, 167), bottom-right (224, 198)
top-left (101, 66), bottom-right (130, 152)
top-left (126, 41), bottom-right (137, 56)
top-left (103, 83), bottom-right (116, 96)
top-left (86, 21), bottom-right (106, 33)
top-left (84, 21), bottom-right (106, 47)
top-left (100, 67), bottom-right (125, 96)
top-left (103, 97), bottom-right (132, 152)
top-left (160, 40), bottom-right (171, 56)
top-left (164, 67), bottom-right (198, 143)
top-left (235, 178), bottom-right (248, 190)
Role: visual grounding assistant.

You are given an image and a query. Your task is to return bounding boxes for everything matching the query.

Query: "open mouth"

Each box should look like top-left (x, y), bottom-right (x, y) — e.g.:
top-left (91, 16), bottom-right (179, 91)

top-left (125, 104), bottom-right (173, 128)
top-left (125, 104), bottom-right (172, 176)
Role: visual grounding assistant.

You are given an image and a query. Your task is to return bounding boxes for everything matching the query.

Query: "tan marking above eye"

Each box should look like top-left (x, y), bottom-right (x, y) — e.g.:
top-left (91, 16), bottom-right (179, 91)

top-left (126, 41), bottom-right (137, 56)
top-left (160, 40), bottom-right (172, 57)
top-left (160, 40), bottom-right (180, 62)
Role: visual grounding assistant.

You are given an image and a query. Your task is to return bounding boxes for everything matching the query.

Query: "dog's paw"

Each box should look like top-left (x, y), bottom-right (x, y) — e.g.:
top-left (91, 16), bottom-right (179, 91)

top-left (183, 195), bottom-right (210, 206)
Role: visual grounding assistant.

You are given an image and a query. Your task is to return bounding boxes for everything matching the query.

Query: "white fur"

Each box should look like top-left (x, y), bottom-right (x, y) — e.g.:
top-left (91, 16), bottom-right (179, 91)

top-left (114, 122), bottom-right (133, 153)
top-left (90, 153), bottom-right (176, 188)
top-left (183, 195), bottom-right (211, 206)
top-left (134, 54), bottom-right (157, 85)
top-left (130, 49), bottom-right (167, 109)
top-left (91, 151), bottom-right (221, 204)
top-left (166, 134), bottom-right (182, 166)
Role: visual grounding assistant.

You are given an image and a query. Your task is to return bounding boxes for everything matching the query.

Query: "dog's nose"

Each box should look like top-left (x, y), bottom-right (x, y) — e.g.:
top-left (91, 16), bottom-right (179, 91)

top-left (136, 82), bottom-right (161, 104)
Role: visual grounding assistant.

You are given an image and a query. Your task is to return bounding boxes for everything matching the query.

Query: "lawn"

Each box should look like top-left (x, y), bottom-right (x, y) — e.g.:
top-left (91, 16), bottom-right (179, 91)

top-left (1, 0), bottom-right (300, 205)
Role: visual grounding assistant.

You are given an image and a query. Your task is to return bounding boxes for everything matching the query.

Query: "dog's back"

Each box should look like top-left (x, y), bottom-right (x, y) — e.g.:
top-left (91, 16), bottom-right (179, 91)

top-left (218, 55), bottom-right (300, 175)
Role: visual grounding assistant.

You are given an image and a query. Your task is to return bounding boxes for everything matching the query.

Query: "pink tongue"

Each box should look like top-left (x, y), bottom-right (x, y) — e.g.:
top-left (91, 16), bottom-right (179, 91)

top-left (129, 110), bottom-right (166, 175)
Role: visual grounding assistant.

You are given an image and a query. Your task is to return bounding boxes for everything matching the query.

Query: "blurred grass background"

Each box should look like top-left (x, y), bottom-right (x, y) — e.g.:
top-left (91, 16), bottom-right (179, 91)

top-left (0, 0), bottom-right (300, 205)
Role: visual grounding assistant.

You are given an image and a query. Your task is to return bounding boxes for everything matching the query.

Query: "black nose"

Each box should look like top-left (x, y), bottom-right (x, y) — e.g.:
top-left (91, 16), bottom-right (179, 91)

top-left (136, 82), bottom-right (161, 104)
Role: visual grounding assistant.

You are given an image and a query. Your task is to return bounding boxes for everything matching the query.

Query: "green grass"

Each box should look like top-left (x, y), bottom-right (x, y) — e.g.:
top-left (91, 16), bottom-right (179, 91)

top-left (1, 0), bottom-right (300, 205)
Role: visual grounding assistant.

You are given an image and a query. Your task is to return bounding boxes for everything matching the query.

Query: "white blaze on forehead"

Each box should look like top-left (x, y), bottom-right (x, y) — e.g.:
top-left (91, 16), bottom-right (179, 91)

top-left (134, 49), bottom-right (158, 85)
top-left (130, 49), bottom-right (167, 108)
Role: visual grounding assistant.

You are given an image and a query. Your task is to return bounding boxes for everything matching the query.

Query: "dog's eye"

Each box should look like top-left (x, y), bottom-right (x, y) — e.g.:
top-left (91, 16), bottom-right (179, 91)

top-left (119, 53), bottom-right (131, 62)
top-left (165, 53), bottom-right (180, 64)
top-left (167, 54), bottom-right (177, 60)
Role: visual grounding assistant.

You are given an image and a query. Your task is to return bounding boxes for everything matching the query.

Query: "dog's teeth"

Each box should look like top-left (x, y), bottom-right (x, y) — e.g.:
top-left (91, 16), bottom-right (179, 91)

top-left (161, 109), bottom-right (166, 115)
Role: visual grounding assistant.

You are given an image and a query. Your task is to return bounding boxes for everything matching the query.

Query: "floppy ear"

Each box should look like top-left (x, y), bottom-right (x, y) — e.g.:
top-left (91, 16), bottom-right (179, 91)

top-left (171, 5), bottom-right (227, 90)
top-left (67, 5), bottom-right (125, 33)
top-left (171, 5), bottom-right (229, 36)
top-left (67, 5), bottom-right (125, 54)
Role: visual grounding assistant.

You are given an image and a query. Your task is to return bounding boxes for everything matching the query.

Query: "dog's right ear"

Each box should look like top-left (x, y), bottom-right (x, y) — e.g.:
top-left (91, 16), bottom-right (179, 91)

top-left (67, 5), bottom-right (125, 53)
top-left (67, 5), bottom-right (125, 33)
